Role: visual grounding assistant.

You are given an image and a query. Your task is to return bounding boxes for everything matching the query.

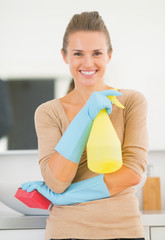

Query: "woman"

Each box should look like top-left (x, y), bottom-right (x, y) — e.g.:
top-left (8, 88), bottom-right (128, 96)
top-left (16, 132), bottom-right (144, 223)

top-left (22, 11), bottom-right (148, 240)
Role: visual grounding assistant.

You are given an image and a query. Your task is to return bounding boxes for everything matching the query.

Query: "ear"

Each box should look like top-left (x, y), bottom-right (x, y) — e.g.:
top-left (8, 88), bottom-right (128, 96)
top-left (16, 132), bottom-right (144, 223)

top-left (107, 49), bottom-right (113, 63)
top-left (61, 49), bottom-right (69, 64)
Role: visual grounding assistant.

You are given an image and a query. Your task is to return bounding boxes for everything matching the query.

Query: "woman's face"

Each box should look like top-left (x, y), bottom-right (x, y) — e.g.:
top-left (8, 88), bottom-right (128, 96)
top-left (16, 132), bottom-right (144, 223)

top-left (61, 31), bottom-right (112, 87)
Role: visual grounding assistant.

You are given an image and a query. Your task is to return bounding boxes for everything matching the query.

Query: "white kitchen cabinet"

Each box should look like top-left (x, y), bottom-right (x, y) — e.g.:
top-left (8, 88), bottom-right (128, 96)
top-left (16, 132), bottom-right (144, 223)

top-left (141, 211), bottom-right (165, 240)
top-left (144, 226), bottom-right (150, 240)
top-left (0, 229), bottom-right (45, 240)
top-left (150, 227), bottom-right (165, 240)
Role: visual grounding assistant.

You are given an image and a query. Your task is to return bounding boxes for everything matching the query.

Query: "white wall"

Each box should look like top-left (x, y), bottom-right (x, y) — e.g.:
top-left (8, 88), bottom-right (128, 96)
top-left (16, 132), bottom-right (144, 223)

top-left (0, 0), bottom-right (165, 150)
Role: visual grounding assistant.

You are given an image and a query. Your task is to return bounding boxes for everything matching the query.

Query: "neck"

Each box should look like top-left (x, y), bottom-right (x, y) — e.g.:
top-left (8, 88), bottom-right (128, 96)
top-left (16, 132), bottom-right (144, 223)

top-left (73, 82), bottom-right (112, 104)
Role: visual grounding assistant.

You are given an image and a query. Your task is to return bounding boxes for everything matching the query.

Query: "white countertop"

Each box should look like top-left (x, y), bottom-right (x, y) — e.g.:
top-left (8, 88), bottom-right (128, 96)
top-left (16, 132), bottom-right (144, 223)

top-left (1, 202), bottom-right (165, 230)
top-left (141, 210), bottom-right (165, 226)
top-left (0, 149), bottom-right (38, 156)
top-left (0, 203), bottom-right (47, 230)
top-left (0, 212), bottom-right (47, 230)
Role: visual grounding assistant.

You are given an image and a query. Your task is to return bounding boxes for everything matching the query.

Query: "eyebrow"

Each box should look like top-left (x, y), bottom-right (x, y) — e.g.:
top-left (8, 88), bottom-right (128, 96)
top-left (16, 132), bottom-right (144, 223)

top-left (71, 49), bottom-right (105, 52)
top-left (72, 49), bottom-right (83, 52)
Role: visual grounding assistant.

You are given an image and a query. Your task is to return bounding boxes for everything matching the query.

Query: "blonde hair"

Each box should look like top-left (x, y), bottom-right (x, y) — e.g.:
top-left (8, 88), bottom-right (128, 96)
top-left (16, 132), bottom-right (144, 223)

top-left (62, 11), bottom-right (112, 55)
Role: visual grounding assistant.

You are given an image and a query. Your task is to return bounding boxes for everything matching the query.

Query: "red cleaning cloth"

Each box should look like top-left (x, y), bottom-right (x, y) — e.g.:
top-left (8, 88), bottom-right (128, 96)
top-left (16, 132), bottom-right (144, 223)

top-left (15, 188), bottom-right (51, 209)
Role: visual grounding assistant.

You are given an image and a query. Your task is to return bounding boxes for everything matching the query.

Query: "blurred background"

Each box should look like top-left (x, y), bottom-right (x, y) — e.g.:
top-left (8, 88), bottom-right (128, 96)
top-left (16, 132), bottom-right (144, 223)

top-left (0, 0), bottom-right (165, 151)
top-left (0, 2), bottom-right (165, 237)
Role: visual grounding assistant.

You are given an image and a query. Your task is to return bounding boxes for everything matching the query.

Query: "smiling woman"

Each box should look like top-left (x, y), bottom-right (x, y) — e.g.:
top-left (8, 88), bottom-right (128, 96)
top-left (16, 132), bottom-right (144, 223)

top-left (61, 31), bottom-right (112, 88)
top-left (23, 11), bottom-right (147, 240)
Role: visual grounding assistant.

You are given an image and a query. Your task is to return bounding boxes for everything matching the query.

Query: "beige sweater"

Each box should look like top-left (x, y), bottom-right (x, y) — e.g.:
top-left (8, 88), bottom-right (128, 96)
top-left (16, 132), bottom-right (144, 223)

top-left (34, 89), bottom-right (148, 240)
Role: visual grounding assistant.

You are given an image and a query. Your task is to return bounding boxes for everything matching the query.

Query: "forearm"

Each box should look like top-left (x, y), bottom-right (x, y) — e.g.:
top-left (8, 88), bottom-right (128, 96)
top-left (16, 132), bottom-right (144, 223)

top-left (22, 174), bottom-right (110, 206)
top-left (21, 166), bottom-right (143, 206)
top-left (103, 165), bottom-right (141, 196)
top-left (48, 151), bottom-right (78, 183)
top-left (48, 90), bottom-right (121, 185)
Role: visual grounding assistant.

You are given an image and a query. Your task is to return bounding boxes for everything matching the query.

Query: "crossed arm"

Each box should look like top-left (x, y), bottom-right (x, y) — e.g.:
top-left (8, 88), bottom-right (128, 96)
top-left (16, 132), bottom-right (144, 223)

top-left (26, 90), bottom-right (148, 206)
top-left (48, 151), bottom-right (141, 196)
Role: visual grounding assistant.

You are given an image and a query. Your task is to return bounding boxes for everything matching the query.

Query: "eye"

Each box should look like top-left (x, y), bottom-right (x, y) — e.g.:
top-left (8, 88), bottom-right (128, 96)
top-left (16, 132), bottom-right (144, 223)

top-left (93, 51), bottom-right (102, 56)
top-left (73, 52), bottom-right (82, 56)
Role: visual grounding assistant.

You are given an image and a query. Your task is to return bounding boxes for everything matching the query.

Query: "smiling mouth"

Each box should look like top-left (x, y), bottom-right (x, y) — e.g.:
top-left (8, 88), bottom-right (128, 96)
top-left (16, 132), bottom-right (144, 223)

top-left (79, 70), bottom-right (97, 76)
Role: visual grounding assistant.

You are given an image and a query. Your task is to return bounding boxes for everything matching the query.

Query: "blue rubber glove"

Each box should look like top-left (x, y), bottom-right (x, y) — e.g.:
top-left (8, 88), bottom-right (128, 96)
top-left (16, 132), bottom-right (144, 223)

top-left (21, 174), bottom-right (110, 206)
top-left (55, 89), bottom-right (122, 163)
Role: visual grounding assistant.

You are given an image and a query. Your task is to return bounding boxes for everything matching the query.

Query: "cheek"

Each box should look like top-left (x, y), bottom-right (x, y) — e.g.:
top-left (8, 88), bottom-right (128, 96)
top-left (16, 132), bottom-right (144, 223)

top-left (69, 63), bottom-right (78, 75)
top-left (98, 58), bottom-right (108, 68)
top-left (69, 58), bottom-right (80, 70)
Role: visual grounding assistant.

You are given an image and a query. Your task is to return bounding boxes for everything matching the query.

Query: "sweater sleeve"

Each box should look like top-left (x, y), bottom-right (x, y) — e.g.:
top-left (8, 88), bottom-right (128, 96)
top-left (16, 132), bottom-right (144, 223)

top-left (122, 90), bottom-right (148, 176)
top-left (34, 100), bottom-right (71, 193)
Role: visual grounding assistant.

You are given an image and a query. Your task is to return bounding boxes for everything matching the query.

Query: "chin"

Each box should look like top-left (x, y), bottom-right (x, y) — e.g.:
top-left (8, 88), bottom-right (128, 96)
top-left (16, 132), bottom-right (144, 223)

top-left (80, 78), bottom-right (98, 87)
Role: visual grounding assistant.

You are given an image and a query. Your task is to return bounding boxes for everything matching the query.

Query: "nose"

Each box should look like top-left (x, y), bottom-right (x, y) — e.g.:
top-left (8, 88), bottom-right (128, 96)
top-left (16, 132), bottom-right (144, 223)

top-left (82, 54), bottom-right (94, 69)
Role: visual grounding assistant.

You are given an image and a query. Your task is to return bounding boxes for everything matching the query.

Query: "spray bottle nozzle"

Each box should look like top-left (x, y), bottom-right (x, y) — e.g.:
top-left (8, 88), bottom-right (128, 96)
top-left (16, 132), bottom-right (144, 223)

top-left (108, 95), bottom-right (125, 109)
top-left (107, 88), bottom-right (125, 109)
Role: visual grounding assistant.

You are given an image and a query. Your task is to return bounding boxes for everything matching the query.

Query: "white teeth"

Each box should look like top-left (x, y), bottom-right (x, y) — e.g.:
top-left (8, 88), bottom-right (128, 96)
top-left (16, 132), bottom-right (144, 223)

top-left (80, 71), bottom-right (96, 75)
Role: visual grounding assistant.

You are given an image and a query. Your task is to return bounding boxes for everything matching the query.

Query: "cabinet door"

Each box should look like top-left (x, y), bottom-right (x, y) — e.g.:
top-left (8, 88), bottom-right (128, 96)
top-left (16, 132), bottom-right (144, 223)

top-left (144, 226), bottom-right (150, 240)
top-left (150, 227), bottom-right (165, 240)
top-left (0, 229), bottom-right (45, 240)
